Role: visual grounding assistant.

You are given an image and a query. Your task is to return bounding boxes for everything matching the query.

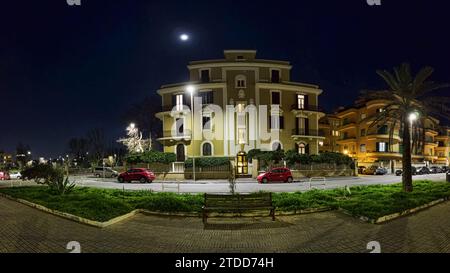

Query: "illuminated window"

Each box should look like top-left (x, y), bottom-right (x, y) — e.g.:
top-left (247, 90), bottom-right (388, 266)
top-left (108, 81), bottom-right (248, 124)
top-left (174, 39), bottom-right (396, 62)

top-left (360, 144), bottom-right (366, 153)
top-left (297, 94), bottom-right (305, 109)
top-left (298, 143), bottom-right (306, 154)
top-left (175, 94), bottom-right (183, 111)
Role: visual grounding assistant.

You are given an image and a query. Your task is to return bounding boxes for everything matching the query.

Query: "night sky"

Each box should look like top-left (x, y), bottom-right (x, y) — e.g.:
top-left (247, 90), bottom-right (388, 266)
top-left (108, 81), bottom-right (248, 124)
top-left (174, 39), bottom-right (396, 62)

top-left (1, 0), bottom-right (449, 158)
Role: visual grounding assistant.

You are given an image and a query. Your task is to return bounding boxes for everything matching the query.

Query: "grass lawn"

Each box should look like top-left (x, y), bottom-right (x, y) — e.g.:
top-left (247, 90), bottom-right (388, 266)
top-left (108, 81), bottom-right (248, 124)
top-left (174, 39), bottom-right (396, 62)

top-left (0, 180), bottom-right (449, 222)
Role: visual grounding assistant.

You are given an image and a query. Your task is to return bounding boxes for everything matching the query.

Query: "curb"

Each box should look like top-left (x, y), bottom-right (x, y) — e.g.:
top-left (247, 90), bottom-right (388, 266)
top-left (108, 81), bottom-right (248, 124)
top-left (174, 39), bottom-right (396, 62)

top-left (0, 192), bottom-right (332, 228)
top-left (339, 197), bottom-right (449, 224)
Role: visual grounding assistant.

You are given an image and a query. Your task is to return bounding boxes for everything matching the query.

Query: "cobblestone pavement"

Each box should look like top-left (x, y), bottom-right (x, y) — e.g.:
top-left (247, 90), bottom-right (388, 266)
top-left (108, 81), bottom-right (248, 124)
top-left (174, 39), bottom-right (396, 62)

top-left (1, 196), bottom-right (449, 253)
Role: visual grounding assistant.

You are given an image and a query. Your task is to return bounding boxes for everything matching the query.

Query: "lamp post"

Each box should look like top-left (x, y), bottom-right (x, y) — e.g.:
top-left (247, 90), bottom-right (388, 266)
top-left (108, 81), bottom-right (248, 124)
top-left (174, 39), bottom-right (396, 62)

top-left (187, 85), bottom-right (196, 181)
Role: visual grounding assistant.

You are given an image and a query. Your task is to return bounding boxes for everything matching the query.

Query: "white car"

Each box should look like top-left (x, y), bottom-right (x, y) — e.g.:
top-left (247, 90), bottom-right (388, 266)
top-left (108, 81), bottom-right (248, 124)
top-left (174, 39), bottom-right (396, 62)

top-left (9, 172), bottom-right (21, 180)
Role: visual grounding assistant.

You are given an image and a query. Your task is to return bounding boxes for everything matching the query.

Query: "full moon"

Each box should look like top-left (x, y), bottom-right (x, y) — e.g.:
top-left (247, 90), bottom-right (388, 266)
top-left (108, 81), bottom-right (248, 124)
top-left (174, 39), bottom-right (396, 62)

top-left (180, 34), bottom-right (189, 41)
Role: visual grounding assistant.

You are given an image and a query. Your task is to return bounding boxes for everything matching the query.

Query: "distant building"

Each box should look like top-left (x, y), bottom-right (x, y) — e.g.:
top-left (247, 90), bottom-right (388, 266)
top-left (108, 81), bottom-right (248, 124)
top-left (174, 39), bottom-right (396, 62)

top-left (334, 99), bottom-right (444, 172)
top-left (435, 127), bottom-right (450, 166)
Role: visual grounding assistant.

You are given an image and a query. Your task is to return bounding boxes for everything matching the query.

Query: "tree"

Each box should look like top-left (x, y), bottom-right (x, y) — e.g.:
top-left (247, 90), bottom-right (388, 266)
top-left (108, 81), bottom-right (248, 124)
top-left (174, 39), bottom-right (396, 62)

top-left (363, 63), bottom-right (449, 192)
top-left (86, 128), bottom-right (106, 166)
top-left (15, 142), bottom-right (31, 168)
top-left (122, 96), bottom-right (162, 149)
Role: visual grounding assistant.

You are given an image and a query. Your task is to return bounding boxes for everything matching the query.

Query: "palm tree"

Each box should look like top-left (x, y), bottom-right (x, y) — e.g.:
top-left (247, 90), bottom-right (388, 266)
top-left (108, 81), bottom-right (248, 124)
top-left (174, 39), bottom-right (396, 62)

top-left (362, 63), bottom-right (449, 192)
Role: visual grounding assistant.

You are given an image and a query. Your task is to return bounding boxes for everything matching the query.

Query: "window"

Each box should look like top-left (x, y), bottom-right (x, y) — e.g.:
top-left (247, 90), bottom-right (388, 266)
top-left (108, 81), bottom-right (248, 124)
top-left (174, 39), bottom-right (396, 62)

top-left (360, 129), bottom-right (366, 137)
top-left (297, 94), bottom-right (305, 109)
top-left (202, 143), bottom-right (212, 156)
top-left (270, 116), bottom-right (284, 130)
top-left (272, 142), bottom-right (282, 151)
top-left (377, 108), bottom-right (385, 113)
top-left (377, 125), bottom-right (388, 134)
top-left (199, 91), bottom-right (214, 104)
top-left (298, 143), bottom-right (307, 154)
top-left (235, 75), bottom-right (247, 88)
top-left (377, 142), bottom-right (387, 152)
top-left (332, 130), bottom-right (340, 137)
top-left (361, 113), bottom-right (367, 120)
top-left (360, 144), bottom-right (366, 153)
top-left (200, 69), bottom-right (210, 83)
top-left (202, 116), bottom-right (211, 130)
top-left (174, 94), bottom-right (184, 111)
top-left (271, 91), bottom-right (280, 105)
top-left (236, 55), bottom-right (244, 60)
top-left (175, 118), bottom-right (184, 136)
top-left (271, 69), bottom-right (280, 83)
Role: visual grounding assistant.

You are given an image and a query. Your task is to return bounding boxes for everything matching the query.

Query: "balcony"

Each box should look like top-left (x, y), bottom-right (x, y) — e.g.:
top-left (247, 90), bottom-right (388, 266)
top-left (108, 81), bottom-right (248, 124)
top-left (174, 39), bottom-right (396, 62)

top-left (291, 104), bottom-right (322, 112)
top-left (157, 130), bottom-right (192, 145)
top-left (291, 129), bottom-right (324, 137)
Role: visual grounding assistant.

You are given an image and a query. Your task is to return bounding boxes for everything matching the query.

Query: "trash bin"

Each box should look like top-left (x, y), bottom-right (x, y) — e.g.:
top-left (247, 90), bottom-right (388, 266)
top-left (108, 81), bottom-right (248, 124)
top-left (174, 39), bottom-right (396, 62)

top-left (447, 172), bottom-right (450, 183)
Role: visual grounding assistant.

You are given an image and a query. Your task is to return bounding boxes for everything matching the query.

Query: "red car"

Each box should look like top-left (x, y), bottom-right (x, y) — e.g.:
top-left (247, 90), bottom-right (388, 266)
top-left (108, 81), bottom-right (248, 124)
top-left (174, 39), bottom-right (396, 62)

top-left (118, 168), bottom-right (155, 183)
top-left (257, 167), bottom-right (293, 183)
top-left (0, 171), bottom-right (10, 180)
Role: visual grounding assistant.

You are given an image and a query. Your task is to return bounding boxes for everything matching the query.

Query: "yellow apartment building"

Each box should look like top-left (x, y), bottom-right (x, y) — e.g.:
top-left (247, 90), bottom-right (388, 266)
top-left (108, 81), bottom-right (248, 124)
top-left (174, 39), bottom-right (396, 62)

top-left (155, 50), bottom-right (325, 176)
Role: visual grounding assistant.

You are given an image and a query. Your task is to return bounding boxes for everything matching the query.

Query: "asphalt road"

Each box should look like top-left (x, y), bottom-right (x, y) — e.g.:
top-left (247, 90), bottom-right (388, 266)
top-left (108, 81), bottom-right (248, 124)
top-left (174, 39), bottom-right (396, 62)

top-left (63, 173), bottom-right (448, 193)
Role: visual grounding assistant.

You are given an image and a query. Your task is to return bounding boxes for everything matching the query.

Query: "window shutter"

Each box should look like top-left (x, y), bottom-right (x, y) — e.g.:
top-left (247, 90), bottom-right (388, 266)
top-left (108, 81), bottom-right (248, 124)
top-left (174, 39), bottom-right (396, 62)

top-left (376, 142), bottom-right (379, 152)
top-left (304, 95), bottom-right (309, 109)
top-left (280, 116), bottom-right (284, 129)
top-left (305, 118), bottom-right (310, 134)
top-left (305, 144), bottom-right (310, 154)
top-left (172, 95), bottom-right (176, 106)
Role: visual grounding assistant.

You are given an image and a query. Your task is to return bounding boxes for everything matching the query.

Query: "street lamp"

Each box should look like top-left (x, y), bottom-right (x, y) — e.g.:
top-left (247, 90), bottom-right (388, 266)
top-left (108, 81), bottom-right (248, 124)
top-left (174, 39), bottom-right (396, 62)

top-left (187, 85), bottom-right (196, 181)
top-left (408, 112), bottom-right (418, 123)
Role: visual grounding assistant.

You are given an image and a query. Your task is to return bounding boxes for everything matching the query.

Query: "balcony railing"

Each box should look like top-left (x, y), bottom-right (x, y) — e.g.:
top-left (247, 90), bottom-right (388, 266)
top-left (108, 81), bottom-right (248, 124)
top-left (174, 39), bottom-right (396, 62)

top-left (162, 129), bottom-right (192, 138)
top-left (291, 104), bottom-right (322, 112)
top-left (291, 129), bottom-right (324, 137)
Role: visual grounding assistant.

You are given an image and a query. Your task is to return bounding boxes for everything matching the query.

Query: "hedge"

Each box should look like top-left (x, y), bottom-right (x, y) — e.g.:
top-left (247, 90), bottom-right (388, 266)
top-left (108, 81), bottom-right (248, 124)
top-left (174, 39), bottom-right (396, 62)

top-left (124, 151), bottom-right (176, 164)
top-left (185, 157), bottom-right (230, 168)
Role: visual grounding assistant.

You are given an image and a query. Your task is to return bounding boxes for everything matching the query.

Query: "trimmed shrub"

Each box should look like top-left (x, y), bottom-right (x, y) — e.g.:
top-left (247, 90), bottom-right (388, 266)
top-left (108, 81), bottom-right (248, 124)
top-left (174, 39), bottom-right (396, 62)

top-left (185, 157), bottom-right (230, 168)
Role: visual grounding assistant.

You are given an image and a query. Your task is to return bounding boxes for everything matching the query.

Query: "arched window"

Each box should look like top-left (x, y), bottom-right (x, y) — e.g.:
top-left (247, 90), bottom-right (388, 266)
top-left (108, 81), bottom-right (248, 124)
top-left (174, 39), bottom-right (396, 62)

top-left (176, 144), bottom-right (185, 161)
top-left (298, 143), bottom-right (306, 155)
top-left (202, 142), bottom-right (212, 156)
top-left (272, 141), bottom-right (282, 151)
top-left (235, 75), bottom-right (247, 88)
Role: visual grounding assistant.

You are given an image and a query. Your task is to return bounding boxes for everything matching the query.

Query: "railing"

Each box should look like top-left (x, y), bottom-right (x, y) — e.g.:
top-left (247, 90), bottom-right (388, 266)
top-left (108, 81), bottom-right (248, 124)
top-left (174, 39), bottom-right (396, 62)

top-left (291, 129), bottom-right (324, 137)
top-left (291, 104), bottom-right (322, 112)
top-left (161, 105), bottom-right (190, 112)
top-left (162, 129), bottom-right (192, 138)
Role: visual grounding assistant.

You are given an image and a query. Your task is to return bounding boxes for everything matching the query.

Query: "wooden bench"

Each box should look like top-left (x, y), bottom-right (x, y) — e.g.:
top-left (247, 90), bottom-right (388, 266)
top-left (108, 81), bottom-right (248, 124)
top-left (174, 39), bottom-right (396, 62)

top-left (202, 192), bottom-right (275, 224)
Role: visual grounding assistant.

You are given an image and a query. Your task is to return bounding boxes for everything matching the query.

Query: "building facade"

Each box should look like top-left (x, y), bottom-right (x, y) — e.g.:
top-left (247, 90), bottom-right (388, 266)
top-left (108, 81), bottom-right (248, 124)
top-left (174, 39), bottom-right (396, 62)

top-left (435, 127), bottom-right (450, 166)
top-left (155, 50), bottom-right (325, 175)
top-left (319, 114), bottom-right (341, 153)
top-left (334, 99), bottom-right (447, 171)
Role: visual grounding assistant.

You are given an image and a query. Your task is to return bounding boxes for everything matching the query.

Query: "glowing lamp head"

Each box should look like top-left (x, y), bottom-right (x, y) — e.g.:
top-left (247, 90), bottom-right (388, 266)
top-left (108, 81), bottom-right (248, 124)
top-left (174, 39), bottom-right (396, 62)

top-left (186, 85), bottom-right (195, 94)
top-left (408, 112), bottom-right (418, 123)
top-left (180, 34), bottom-right (189, 41)
top-left (129, 123), bottom-right (135, 129)
top-left (343, 150), bottom-right (349, 155)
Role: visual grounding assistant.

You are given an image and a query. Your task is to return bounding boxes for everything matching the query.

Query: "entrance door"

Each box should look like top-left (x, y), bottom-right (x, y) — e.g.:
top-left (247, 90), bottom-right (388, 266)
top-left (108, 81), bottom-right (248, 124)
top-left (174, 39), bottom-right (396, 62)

top-left (236, 151), bottom-right (248, 175)
top-left (176, 144), bottom-right (185, 162)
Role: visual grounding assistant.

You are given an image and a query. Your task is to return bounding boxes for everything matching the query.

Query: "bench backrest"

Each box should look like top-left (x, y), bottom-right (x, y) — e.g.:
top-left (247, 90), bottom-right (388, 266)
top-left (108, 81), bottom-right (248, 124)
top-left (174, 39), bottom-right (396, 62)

top-left (204, 192), bottom-right (273, 207)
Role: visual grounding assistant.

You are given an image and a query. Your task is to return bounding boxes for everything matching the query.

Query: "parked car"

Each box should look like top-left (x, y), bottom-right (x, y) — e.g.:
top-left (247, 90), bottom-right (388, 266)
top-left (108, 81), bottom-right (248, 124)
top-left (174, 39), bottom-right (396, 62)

top-left (363, 166), bottom-right (378, 175)
top-left (257, 167), bottom-right (293, 183)
top-left (430, 166), bottom-right (443, 174)
top-left (357, 166), bottom-right (367, 174)
top-left (395, 167), bottom-right (417, 176)
top-left (0, 171), bottom-right (10, 180)
top-left (441, 166), bottom-right (449, 173)
top-left (93, 167), bottom-right (118, 178)
top-left (118, 168), bottom-right (155, 183)
top-left (416, 166), bottom-right (431, 175)
top-left (375, 167), bottom-right (388, 175)
top-left (9, 171), bottom-right (21, 180)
